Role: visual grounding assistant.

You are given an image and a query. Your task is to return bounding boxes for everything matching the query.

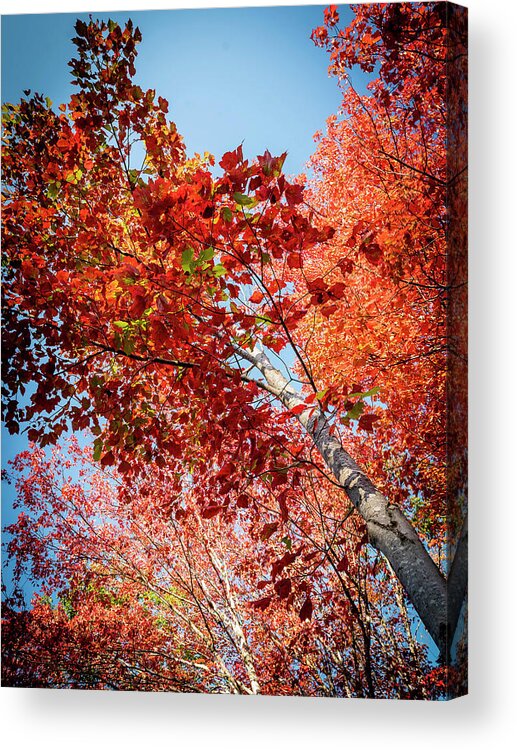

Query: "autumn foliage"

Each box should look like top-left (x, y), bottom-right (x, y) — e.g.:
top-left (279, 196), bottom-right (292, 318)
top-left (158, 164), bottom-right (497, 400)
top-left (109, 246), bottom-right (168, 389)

top-left (3, 441), bottom-right (439, 697)
top-left (2, 5), bottom-right (468, 698)
top-left (306, 1), bottom-right (468, 541)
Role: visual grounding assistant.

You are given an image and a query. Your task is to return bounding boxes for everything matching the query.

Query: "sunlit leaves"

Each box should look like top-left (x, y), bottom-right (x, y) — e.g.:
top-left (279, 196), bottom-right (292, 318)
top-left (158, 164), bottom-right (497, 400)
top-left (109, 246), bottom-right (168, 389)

top-left (181, 247), bottom-right (195, 273)
top-left (1, 8), bottom-right (466, 699)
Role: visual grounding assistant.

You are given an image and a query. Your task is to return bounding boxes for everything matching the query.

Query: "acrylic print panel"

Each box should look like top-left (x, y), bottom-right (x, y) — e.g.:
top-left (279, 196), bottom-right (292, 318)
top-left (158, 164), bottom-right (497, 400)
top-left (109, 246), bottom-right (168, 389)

top-left (1, 2), bottom-right (467, 700)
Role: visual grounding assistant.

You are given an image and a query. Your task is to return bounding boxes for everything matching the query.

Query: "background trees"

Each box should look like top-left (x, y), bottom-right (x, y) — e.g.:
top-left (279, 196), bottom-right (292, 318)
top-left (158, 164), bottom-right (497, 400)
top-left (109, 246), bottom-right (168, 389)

top-left (3, 440), bottom-right (436, 698)
top-left (2, 4), bottom-right (467, 698)
top-left (308, 1), bottom-right (467, 549)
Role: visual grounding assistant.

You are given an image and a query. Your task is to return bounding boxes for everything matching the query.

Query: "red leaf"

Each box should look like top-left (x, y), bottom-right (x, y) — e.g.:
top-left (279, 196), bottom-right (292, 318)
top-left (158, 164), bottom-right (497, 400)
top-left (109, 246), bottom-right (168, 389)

top-left (355, 530), bottom-right (369, 555)
top-left (299, 596), bottom-right (313, 622)
top-left (287, 253), bottom-right (303, 269)
top-left (150, 317), bottom-right (170, 347)
top-left (271, 550), bottom-right (297, 580)
top-left (129, 293), bottom-right (147, 319)
top-left (306, 276), bottom-right (327, 293)
top-left (321, 304), bottom-right (338, 318)
top-left (219, 145), bottom-right (243, 171)
top-left (278, 492), bottom-right (289, 523)
top-left (216, 462), bottom-right (233, 480)
top-left (157, 96), bottom-right (168, 113)
top-left (324, 5), bottom-right (340, 27)
top-left (362, 242), bottom-right (383, 265)
top-left (274, 578), bottom-right (292, 599)
top-left (328, 282), bottom-right (346, 298)
top-left (100, 450), bottom-right (115, 467)
top-left (285, 183), bottom-right (304, 206)
top-left (249, 290), bottom-right (264, 304)
top-left (260, 522), bottom-right (279, 541)
top-left (251, 596), bottom-right (272, 611)
top-left (338, 257), bottom-right (354, 276)
top-left (202, 505), bottom-right (223, 519)
top-left (358, 414), bottom-right (381, 432)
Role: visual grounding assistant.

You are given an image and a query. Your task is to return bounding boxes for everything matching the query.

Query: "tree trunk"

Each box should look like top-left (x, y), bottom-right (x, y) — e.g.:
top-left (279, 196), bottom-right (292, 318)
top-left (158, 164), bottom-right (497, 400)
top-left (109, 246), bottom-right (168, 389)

top-left (243, 347), bottom-right (467, 658)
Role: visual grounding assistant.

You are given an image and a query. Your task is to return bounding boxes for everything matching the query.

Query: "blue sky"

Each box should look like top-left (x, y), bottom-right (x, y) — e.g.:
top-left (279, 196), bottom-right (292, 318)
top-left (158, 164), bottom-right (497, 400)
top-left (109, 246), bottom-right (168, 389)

top-left (1, 5), bottom-right (362, 176)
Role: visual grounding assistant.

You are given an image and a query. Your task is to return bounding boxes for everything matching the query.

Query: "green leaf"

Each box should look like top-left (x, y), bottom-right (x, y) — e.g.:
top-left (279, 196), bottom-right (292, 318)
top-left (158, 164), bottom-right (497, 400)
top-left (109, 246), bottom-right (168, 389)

top-left (222, 207), bottom-right (232, 222)
top-left (181, 247), bottom-right (195, 273)
top-left (345, 401), bottom-right (365, 420)
top-left (233, 192), bottom-right (255, 207)
top-left (113, 320), bottom-right (129, 329)
top-left (348, 386), bottom-right (381, 400)
top-left (315, 389), bottom-right (328, 401)
top-left (123, 337), bottom-right (135, 355)
top-left (198, 246), bottom-right (214, 263)
top-left (93, 439), bottom-right (103, 462)
top-left (47, 182), bottom-right (59, 200)
top-left (212, 264), bottom-right (226, 278)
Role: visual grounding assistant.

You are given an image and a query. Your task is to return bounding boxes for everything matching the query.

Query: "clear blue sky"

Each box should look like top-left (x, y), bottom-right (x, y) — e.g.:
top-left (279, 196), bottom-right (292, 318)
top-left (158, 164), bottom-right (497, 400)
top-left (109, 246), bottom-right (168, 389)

top-left (1, 5), bottom-right (363, 176)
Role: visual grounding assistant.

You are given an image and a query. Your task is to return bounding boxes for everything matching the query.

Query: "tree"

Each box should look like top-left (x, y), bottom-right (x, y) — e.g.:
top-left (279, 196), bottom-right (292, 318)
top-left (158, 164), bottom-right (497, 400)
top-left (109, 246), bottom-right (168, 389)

top-left (307, 0), bottom-right (467, 661)
top-left (3, 440), bottom-right (439, 698)
top-left (2, 5), bottom-right (467, 696)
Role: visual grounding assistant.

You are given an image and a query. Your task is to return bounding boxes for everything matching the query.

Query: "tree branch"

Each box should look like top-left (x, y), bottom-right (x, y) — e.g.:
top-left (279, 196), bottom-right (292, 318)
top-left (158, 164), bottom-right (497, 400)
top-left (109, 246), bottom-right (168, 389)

top-left (237, 344), bottom-right (466, 656)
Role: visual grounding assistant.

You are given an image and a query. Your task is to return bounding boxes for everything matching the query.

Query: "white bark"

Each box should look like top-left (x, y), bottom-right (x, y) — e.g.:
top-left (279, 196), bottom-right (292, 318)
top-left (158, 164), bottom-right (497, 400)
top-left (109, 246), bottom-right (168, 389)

top-left (240, 346), bottom-right (467, 658)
